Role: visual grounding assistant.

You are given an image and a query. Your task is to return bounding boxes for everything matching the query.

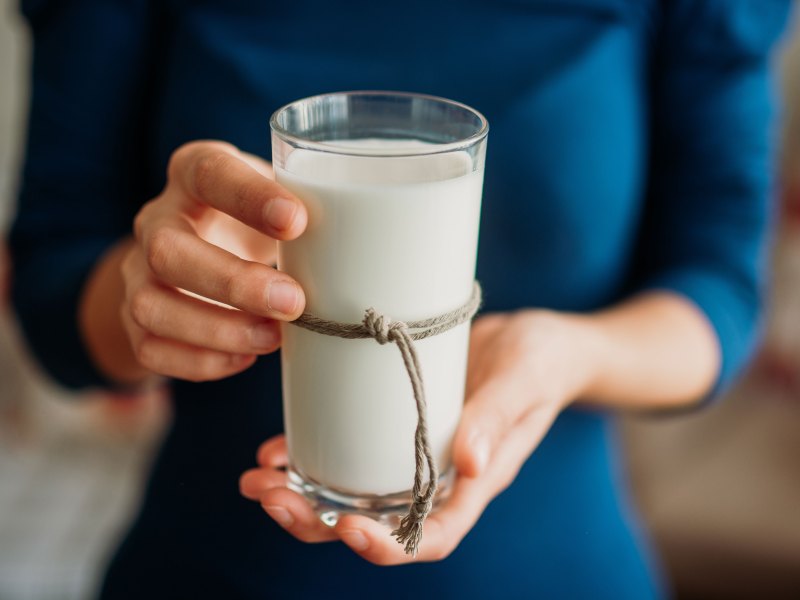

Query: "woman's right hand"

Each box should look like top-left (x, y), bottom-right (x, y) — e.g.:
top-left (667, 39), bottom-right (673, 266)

top-left (119, 140), bottom-right (307, 382)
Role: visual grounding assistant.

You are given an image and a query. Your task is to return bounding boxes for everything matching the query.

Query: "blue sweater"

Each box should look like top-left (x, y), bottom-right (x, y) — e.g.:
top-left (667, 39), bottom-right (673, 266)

top-left (10, 1), bottom-right (790, 598)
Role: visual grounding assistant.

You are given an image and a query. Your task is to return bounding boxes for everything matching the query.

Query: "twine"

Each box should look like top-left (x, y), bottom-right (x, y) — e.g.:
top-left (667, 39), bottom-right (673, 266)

top-left (292, 282), bottom-right (482, 556)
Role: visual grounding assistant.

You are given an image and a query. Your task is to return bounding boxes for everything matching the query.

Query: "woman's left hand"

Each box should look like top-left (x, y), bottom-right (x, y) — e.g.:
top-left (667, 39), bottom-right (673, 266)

top-left (240, 310), bottom-right (595, 565)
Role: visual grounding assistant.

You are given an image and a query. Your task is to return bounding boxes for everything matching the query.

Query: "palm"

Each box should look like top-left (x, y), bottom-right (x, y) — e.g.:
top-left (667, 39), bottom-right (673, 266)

top-left (240, 312), bottom-right (567, 564)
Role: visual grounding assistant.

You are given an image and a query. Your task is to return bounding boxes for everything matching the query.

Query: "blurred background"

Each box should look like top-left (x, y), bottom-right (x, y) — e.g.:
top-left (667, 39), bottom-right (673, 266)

top-left (0, 2), bottom-right (798, 599)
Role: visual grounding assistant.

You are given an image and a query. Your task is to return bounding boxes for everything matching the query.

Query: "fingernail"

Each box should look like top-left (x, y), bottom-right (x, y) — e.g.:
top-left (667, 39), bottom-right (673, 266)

top-left (264, 505), bottom-right (294, 528)
top-left (251, 322), bottom-right (279, 350)
top-left (471, 434), bottom-right (490, 474)
top-left (268, 280), bottom-right (299, 315)
top-left (339, 529), bottom-right (369, 552)
top-left (264, 197), bottom-right (297, 231)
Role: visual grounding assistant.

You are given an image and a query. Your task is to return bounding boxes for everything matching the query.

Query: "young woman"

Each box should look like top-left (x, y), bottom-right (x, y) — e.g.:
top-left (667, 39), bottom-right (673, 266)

top-left (10, 1), bottom-right (790, 597)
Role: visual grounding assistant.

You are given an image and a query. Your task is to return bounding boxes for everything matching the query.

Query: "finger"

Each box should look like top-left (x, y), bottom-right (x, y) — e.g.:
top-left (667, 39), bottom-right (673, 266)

top-left (333, 475), bottom-right (484, 565)
top-left (199, 210), bottom-right (278, 267)
top-left (337, 406), bottom-right (560, 566)
top-left (127, 273), bottom-right (281, 355)
top-left (137, 215), bottom-right (305, 320)
top-left (257, 435), bottom-right (288, 467)
top-left (169, 141), bottom-right (307, 240)
top-left (258, 487), bottom-right (338, 543)
top-left (333, 514), bottom-right (450, 565)
top-left (452, 373), bottom-right (534, 478)
top-left (121, 302), bottom-right (257, 381)
top-left (482, 403), bottom-right (560, 495)
top-left (239, 468), bottom-right (288, 500)
top-left (239, 150), bottom-right (275, 179)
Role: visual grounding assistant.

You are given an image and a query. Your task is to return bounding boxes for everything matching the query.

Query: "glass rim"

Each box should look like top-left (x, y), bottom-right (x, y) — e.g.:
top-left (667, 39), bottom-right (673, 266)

top-left (270, 90), bottom-right (489, 158)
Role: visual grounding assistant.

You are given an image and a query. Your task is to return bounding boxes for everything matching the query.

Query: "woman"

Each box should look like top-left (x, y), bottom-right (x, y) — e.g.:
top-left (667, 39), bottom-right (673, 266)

top-left (10, 1), bottom-right (790, 597)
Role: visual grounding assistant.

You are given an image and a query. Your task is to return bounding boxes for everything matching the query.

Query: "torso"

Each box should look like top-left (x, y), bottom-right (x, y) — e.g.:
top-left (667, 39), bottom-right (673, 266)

top-left (102, 2), bottom-right (664, 597)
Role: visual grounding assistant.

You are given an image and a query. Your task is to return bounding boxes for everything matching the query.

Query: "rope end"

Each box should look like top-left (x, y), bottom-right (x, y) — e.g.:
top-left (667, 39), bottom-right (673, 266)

top-left (391, 498), bottom-right (433, 557)
top-left (391, 517), bottom-right (425, 557)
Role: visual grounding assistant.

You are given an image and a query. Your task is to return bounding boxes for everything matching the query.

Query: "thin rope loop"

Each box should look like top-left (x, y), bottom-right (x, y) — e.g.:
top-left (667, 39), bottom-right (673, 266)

top-left (291, 282), bottom-right (482, 556)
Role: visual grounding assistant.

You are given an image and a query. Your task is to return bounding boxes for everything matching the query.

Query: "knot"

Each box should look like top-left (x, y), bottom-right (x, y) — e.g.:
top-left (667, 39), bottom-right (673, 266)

top-left (410, 498), bottom-right (433, 521)
top-left (391, 495), bottom-right (435, 557)
top-left (292, 283), bottom-right (483, 555)
top-left (363, 308), bottom-right (407, 345)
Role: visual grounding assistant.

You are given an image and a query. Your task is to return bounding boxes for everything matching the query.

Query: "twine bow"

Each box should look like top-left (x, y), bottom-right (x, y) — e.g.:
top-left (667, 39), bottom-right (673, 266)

top-left (293, 282), bottom-right (482, 556)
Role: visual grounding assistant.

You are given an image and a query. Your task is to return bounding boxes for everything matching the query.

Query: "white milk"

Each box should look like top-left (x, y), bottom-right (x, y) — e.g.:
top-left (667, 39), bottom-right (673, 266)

top-left (276, 139), bottom-right (483, 495)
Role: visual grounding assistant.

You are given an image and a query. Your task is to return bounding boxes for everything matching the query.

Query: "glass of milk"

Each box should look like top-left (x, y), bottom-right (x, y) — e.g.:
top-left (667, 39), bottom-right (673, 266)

top-left (271, 91), bottom-right (488, 525)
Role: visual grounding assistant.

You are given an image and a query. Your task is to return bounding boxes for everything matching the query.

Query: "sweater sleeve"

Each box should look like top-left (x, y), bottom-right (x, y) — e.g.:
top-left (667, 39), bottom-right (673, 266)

top-left (9, 0), bottom-right (160, 389)
top-left (630, 0), bottom-right (792, 396)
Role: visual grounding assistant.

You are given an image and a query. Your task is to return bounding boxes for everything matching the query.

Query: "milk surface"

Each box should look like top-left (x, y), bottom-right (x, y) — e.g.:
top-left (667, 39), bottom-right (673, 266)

top-left (276, 139), bottom-right (483, 495)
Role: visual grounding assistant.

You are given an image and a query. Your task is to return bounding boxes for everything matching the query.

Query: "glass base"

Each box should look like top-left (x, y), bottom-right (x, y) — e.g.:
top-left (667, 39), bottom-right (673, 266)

top-left (287, 465), bottom-right (455, 528)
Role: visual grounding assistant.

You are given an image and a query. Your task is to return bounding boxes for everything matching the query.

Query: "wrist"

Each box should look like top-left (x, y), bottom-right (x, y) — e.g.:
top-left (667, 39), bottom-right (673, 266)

top-left (514, 309), bottom-right (602, 411)
top-left (558, 293), bottom-right (721, 410)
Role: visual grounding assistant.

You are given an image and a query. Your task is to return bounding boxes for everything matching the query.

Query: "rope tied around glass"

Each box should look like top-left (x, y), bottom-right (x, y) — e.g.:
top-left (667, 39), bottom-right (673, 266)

top-left (291, 282), bottom-right (483, 556)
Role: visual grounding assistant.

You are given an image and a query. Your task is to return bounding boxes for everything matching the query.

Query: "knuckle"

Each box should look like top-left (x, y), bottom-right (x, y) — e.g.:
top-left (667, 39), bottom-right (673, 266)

top-left (496, 476), bottom-right (512, 495)
top-left (168, 141), bottom-right (202, 182)
top-left (128, 286), bottom-right (156, 329)
top-left (207, 318), bottom-right (244, 350)
top-left (192, 352), bottom-right (226, 381)
top-left (430, 544), bottom-right (454, 562)
top-left (192, 150), bottom-right (232, 199)
top-left (133, 333), bottom-right (157, 369)
top-left (235, 180), bottom-right (265, 221)
top-left (223, 263), bottom-right (260, 308)
top-left (169, 141), bottom-right (240, 187)
top-left (496, 466), bottom-right (521, 495)
top-left (144, 226), bottom-right (177, 275)
top-left (132, 199), bottom-right (159, 241)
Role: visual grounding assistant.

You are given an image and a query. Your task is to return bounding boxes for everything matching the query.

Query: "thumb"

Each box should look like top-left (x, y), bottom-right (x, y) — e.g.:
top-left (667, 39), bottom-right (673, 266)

top-left (452, 373), bottom-right (533, 478)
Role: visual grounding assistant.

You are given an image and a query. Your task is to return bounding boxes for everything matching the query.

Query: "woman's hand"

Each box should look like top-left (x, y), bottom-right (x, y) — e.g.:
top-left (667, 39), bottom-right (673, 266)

top-left (240, 310), bottom-right (597, 564)
top-left (117, 140), bottom-right (307, 382)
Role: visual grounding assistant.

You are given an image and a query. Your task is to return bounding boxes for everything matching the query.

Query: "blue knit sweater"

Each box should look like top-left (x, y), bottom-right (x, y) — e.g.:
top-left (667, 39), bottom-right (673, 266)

top-left (10, 1), bottom-right (790, 597)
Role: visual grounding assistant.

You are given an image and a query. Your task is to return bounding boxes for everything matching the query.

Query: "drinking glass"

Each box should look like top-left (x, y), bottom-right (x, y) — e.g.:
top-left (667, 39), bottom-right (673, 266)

top-left (271, 91), bottom-right (488, 525)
